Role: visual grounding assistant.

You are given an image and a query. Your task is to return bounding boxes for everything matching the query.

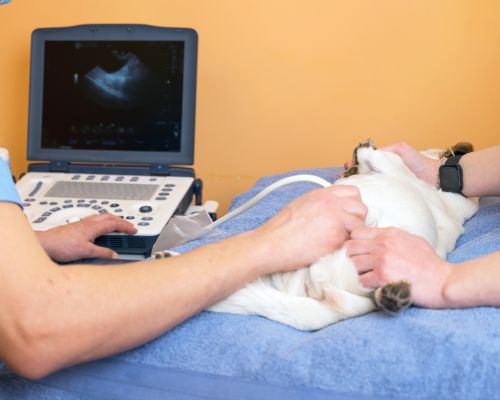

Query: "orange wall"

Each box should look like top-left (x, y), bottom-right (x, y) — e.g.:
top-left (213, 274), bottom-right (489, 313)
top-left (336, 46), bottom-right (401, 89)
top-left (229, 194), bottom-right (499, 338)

top-left (1, 0), bottom-right (499, 213)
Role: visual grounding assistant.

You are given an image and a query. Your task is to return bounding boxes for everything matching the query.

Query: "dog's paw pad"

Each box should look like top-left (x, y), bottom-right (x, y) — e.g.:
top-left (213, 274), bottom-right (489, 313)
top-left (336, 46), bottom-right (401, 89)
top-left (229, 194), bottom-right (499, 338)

top-left (374, 281), bottom-right (412, 314)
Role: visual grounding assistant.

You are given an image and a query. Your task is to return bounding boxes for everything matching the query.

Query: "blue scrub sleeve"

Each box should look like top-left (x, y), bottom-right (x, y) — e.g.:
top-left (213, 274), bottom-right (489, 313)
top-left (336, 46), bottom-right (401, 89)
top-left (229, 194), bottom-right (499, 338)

top-left (0, 158), bottom-right (22, 207)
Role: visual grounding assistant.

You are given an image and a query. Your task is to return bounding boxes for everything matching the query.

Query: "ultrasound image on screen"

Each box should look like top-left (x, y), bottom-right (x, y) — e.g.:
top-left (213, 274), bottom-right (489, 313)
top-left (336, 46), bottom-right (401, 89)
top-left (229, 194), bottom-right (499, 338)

top-left (41, 41), bottom-right (184, 152)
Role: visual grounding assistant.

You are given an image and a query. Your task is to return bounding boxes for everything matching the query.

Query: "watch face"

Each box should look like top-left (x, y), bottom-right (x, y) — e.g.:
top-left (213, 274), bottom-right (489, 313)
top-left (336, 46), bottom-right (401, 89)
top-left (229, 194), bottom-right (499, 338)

top-left (440, 164), bottom-right (463, 193)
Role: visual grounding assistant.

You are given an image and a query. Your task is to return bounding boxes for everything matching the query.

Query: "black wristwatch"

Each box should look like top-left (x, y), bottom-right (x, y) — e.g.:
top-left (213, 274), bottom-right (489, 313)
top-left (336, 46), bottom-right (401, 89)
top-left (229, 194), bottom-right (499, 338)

top-left (438, 155), bottom-right (464, 194)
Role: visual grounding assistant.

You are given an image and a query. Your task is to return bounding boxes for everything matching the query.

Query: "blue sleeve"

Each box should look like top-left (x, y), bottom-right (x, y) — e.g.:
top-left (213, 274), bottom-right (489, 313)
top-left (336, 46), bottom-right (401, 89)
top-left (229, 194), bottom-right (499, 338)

top-left (0, 158), bottom-right (22, 208)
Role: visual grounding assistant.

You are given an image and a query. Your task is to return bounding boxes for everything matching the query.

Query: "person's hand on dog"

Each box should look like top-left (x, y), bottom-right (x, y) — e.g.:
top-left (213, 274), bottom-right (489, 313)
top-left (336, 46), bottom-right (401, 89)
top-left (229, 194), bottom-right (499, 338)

top-left (341, 141), bottom-right (439, 184)
top-left (256, 185), bottom-right (368, 275)
top-left (36, 214), bottom-right (137, 262)
top-left (380, 142), bottom-right (440, 186)
top-left (346, 226), bottom-right (452, 309)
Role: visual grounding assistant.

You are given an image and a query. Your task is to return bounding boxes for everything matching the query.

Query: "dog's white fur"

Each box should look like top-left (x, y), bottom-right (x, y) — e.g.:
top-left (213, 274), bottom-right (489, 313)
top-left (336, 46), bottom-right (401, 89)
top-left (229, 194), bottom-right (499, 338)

top-left (208, 147), bottom-right (478, 330)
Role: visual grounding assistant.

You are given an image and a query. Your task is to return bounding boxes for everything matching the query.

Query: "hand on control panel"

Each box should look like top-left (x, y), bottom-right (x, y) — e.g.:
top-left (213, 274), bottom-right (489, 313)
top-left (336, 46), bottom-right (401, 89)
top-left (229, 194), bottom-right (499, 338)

top-left (35, 214), bottom-right (137, 262)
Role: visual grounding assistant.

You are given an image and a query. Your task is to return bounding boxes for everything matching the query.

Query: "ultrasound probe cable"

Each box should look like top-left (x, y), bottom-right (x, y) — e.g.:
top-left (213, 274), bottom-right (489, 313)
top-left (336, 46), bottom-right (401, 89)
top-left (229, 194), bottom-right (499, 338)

top-left (185, 174), bottom-right (332, 243)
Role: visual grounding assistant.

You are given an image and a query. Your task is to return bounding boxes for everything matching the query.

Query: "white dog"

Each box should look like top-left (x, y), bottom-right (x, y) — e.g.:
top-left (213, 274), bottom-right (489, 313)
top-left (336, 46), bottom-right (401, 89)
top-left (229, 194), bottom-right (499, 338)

top-left (207, 142), bottom-right (478, 330)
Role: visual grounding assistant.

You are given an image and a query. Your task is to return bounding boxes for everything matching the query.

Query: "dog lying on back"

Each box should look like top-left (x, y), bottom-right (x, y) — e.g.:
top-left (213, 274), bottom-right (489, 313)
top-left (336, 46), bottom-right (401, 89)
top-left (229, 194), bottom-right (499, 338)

top-left (208, 141), bottom-right (478, 330)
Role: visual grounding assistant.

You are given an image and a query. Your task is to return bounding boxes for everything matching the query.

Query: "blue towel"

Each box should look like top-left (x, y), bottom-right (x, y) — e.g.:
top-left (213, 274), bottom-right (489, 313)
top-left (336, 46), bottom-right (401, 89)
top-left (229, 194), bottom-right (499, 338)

top-left (1, 167), bottom-right (499, 400)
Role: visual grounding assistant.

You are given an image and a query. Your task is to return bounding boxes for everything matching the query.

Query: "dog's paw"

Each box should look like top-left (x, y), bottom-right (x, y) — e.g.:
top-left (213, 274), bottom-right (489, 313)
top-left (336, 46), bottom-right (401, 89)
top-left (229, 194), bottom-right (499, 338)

top-left (372, 280), bottom-right (412, 314)
top-left (343, 165), bottom-right (358, 178)
top-left (343, 138), bottom-right (377, 177)
top-left (439, 141), bottom-right (474, 158)
top-left (151, 250), bottom-right (179, 259)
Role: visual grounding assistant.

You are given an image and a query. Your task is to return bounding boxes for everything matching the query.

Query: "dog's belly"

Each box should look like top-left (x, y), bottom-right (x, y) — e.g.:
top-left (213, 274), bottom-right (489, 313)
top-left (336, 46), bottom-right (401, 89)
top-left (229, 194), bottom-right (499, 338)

top-left (335, 174), bottom-right (439, 248)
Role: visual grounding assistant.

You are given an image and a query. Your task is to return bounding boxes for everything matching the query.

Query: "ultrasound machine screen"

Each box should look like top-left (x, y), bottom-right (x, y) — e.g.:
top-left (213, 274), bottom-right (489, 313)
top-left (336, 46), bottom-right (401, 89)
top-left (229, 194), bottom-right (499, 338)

top-left (28, 25), bottom-right (197, 165)
top-left (43, 41), bottom-right (184, 153)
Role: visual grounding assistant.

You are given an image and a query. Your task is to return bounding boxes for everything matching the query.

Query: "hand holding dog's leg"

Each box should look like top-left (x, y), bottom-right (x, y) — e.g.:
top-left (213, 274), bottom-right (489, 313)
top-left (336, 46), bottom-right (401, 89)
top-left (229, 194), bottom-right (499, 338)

top-left (347, 226), bottom-right (500, 309)
top-left (383, 142), bottom-right (500, 197)
top-left (381, 142), bottom-right (440, 186)
top-left (346, 227), bottom-right (451, 309)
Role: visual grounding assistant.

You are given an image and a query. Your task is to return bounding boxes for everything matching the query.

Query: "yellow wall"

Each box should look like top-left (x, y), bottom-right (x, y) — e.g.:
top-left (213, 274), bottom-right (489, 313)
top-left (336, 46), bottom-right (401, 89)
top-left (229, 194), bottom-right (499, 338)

top-left (1, 0), bottom-right (499, 213)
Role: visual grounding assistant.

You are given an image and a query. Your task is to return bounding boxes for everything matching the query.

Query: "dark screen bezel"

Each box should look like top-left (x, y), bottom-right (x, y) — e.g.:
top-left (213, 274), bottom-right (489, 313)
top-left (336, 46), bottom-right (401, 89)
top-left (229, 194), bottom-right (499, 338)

top-left (27, 24), bottom-right (197, 166)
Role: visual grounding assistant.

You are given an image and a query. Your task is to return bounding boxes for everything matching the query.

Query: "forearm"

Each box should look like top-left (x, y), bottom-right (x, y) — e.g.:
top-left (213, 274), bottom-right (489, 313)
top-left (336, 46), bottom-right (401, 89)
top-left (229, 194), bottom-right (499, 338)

top-left (460, 145), bottom-right (500, 197)
top-left (5, 230), bottom-right (269, 378)
top-left (442, 251), bottom-right (500, 308)
top-left (44, 233), bottom-right (267, 368)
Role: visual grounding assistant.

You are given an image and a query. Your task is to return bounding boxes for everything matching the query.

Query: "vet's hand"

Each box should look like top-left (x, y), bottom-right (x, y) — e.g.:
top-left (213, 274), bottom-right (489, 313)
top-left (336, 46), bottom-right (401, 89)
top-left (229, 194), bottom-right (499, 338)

top-left (381, 142), bottom-right (440, 186)
top-left (346, 226), bottom-right (452, 308)
top-left (36, 214), bottom-right (137, 262)
top-left (342, 142), bottom-right (440, 184)
top-left (257, 185), bottom-right (367, 274)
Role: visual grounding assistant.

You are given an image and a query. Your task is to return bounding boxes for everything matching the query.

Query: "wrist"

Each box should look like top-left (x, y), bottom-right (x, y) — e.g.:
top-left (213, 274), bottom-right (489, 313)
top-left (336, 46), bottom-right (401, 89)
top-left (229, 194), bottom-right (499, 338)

top-left (217, 228), bottom-right (276, 279)
top-left (424, 158), bottom-right (441, 188)
top-left (440, 263), bottom-right (465, 308)
top-left (35, 231), bottom-right (52, 254)
top-left (418, 260), bottom-right (455, 309)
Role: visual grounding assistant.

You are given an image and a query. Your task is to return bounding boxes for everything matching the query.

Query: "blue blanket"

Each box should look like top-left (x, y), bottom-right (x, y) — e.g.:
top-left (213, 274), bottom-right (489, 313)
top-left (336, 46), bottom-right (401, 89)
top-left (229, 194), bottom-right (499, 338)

top-left (1, 167), bottom-right (500, 400)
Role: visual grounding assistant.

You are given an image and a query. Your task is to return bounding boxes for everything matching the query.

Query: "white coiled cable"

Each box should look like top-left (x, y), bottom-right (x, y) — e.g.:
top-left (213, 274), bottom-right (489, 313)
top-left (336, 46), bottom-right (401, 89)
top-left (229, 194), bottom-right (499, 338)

top-left (186, 174), bottom-right (332, 242)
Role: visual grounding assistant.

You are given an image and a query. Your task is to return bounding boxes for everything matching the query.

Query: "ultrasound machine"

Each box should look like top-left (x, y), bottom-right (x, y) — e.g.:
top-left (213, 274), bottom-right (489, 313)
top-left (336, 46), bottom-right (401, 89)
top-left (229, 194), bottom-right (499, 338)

top-left (16, 24), bottom-right (201, 259)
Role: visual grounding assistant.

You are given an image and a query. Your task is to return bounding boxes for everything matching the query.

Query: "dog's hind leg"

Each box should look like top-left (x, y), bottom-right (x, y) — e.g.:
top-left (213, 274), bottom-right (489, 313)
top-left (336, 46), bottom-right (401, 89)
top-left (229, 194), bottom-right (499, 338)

top-left (208, 279), bottom-right (350, 331)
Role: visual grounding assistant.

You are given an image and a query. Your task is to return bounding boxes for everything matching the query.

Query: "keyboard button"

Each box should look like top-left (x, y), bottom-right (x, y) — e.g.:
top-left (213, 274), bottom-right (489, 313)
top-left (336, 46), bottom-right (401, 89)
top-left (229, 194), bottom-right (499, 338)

top-left (42, 212), bottom-right (52, 217)
top-left (141, 217), bottom-right (153, 221)
top-left (62, 204), bottom-right (73, 209)
top-left (138, 222), bottom-right (150, 226)
top-left (139, 205), bottom-right (152, 213)
top-left (33, 217), bottom-right (46, 223)
top-left (110, 203), bottom-right (119, 208)
top-left (155, 197), bottom-right (166, 201)
top-left (126, 216), bottom-right (135, 220)
top-left (115, 208), bottom-right (123, 213)
top-left (50, 207), bottom-right (61, 212)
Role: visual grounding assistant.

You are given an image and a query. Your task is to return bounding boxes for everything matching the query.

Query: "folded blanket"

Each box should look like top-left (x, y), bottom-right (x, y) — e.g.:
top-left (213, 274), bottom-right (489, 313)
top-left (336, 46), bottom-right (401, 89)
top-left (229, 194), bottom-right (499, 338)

top-left (1, 167), bottom-right (499, 400)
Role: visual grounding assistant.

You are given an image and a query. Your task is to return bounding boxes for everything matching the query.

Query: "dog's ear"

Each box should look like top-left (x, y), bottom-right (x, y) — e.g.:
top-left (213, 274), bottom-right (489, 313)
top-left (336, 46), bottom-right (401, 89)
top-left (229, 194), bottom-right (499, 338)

top-left (440, 141), bottom-right (474, 158)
